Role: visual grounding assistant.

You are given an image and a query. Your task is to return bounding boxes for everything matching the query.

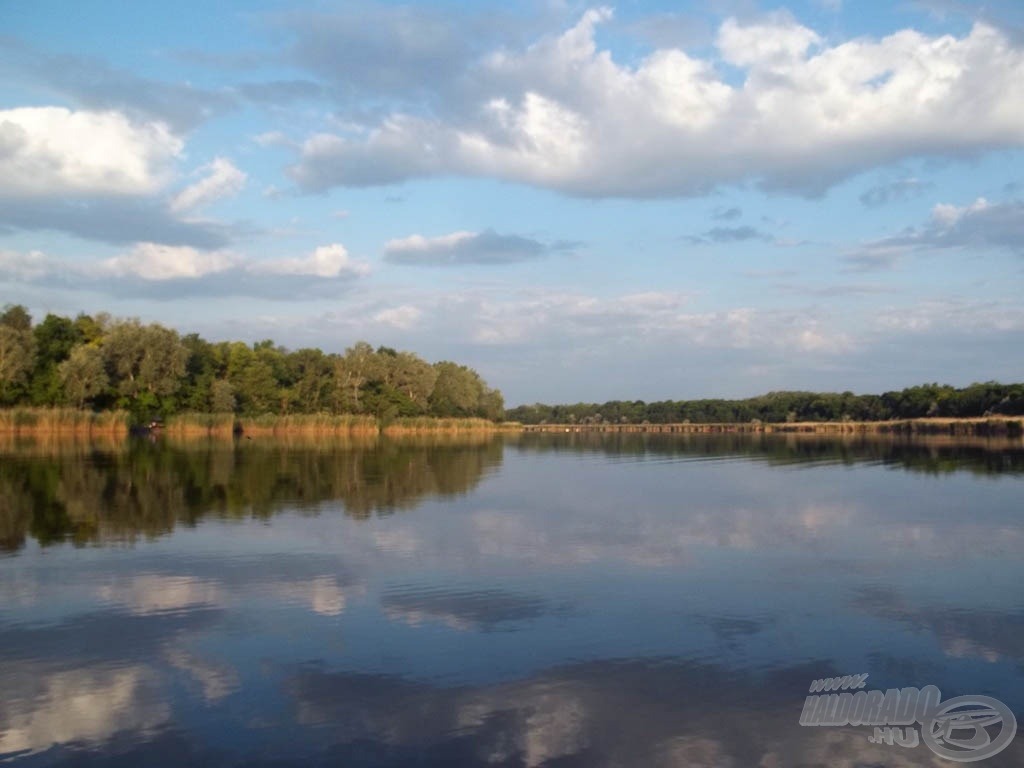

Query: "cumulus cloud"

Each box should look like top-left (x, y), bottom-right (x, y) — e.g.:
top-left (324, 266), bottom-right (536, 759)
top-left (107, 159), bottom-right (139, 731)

top-left (102, 243), bottom-right (239, 280)
top-left (0, 249), bottom-right (57, 280)
top-left (857, 197), bottom-right (1024, 256)
top-left (384, 229), bottom-right (552, 265)
top-left (253, 243), bottom-right (370, 278)
top-left (0, 107), bottom-right (180, 197)
top-left (287, 11), bottom-right (1024, 197)
top-left (170, 157), bottom-right (247, 213)
top-left (0, 243), bottom-right (369, 300)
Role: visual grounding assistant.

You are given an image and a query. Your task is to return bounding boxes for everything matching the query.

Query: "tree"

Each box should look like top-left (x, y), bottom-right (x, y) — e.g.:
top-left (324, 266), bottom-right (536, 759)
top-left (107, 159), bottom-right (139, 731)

top-left (210, 379), bottom-right (236, 413)
top-left (58, 345), bottom-right (109, 408)
top-left (226, 342), bottom-right (279, 415)
top-left (334, 342), bottom-right (381, 413)
top-left (286, 348), bottom-right (334, 413)
top-left (428, 361), bottom-right (483, 417)
top-left (102, 320), bottom-right (187, 415)
top-left (30, 314), bottom-right (82, 405)
top-left (0, 306), bottom-right (36, 404)
top-left (388, 352), bottom-right (437, 412)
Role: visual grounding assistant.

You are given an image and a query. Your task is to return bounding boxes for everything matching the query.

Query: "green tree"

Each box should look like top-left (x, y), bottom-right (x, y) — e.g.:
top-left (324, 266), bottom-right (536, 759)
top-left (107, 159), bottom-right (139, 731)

top-left (58, 345), bottom-right (109, 408)
top-left (102, 320), bottom-right (188, 416)
top-left (0, 305), bottom-right (36, 404)
top-left (210, 379), bottom-right (236, 413)
top-left (334, 341), bottom-right (381, 413)
top-left (429, 361), bottom-right (483, 417)
top-left (30, 314), bottom-right (82, 405)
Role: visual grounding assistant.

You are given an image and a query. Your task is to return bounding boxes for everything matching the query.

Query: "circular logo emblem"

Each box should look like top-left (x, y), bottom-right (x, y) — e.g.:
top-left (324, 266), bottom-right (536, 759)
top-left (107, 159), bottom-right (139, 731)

top-left (922, 695), bottom-right (1017, 763)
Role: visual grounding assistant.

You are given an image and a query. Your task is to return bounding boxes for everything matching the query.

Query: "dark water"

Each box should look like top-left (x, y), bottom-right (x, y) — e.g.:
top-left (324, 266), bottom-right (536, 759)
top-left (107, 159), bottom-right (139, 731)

top-left (1, 433), bottom-right (1023, 766)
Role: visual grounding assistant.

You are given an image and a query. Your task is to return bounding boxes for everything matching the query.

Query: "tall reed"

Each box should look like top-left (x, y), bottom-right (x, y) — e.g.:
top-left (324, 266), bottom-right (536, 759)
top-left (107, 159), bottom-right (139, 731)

top-left (0, 408), bottom-right (130, 436)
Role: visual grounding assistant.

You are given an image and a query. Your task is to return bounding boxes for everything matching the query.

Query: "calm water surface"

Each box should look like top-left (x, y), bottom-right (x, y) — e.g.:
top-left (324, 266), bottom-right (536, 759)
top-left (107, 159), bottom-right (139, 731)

top-left (1, 433), bottom-right (1022, 766)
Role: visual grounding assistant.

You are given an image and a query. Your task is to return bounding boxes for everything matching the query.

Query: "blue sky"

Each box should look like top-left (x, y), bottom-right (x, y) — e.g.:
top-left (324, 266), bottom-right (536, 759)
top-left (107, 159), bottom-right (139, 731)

top-left (1, 0), bottom-right (1022, 404)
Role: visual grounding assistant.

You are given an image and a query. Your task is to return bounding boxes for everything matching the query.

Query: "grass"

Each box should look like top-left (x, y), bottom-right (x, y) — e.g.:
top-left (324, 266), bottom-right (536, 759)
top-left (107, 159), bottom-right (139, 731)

top-left (0, 408), bottom-right (130, 435)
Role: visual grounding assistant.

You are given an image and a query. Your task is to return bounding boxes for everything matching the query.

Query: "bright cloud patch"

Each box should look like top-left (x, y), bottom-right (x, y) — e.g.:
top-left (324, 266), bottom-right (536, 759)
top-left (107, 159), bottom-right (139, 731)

top-left (0, 243), bottom-right (369, 300)
top-left (170, 157), bottom-right (247, 213)
top-left (102, 243), bottom-right (238, 280)
top-left (374, 305), bottom-right (422, 329)
top-left (384, 230), bottom-right (549, 265)
top-left (255, 243), bottom-right (370, 277)
top-left (289, 12), bottom-right (1024, 197)
top-left (0, 107), bottom-right (181, 197)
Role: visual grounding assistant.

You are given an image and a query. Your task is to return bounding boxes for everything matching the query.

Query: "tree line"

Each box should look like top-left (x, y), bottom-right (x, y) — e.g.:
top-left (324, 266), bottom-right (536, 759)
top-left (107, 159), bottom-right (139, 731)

top-left (507, 383), bottom-right (1024, 425)
top-left (0, 305), bottom-right (504, 422)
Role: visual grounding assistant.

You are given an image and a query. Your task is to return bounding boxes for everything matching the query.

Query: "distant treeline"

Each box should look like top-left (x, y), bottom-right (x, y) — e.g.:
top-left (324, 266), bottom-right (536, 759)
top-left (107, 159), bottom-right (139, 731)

top-left (507, 383), bottom-right (1024, 425)
top-left (0, 305), bottom-right (504, 422)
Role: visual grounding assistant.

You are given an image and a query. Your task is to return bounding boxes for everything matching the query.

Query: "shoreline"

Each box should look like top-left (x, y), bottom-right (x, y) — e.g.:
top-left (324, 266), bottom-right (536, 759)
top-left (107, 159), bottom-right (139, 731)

top-left (0, 408), bottom-right (521, 437)
top-left (1, 408), bottom-right (1021, 439)
top-left (522, 417), bottom-right (1024, 437)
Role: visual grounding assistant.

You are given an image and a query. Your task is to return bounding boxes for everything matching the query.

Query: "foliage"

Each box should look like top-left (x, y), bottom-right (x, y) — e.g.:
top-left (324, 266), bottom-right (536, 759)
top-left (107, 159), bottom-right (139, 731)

top-left (0, 305), bottom-right (505, 424)
top-left (506, 383), bottom-right (1024, 425)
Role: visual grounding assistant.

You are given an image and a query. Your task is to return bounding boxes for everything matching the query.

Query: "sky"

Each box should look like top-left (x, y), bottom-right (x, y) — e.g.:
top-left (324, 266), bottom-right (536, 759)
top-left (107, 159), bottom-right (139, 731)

top-left (1, 0), bottom-right (1022, 405)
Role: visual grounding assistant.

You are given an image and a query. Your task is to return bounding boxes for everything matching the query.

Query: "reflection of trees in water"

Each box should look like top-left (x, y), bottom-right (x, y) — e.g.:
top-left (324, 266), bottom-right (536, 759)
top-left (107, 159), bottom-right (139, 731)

top-left (0, 436), bottom-right (503, 552)
top-left (513, 432), bottom-right (1024, 476)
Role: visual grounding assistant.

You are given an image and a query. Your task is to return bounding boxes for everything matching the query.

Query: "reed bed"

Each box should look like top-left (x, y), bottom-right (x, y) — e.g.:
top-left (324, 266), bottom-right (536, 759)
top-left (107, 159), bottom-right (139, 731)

top-left (381, 416), bottom-right (516, 435)
top-left (237, 413), bottom-right (380, 437)
top-left (0, 408), bottom-right (130, 436)
top-left (164, 412), bottom-right (238, 438)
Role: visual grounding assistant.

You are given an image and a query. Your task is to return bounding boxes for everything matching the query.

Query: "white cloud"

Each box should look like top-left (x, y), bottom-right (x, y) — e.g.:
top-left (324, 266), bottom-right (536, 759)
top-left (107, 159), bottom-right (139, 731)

top-left (102, 243), bottom-right (238, 280)
top-left (374, 305), bottom-right (422, 329)
top-left (254, 243), bottom-right (370, 278)
top-left (931, 196), bottom-right (989, 226)
top-left (170, 157), bottom-right (246, 213)
top-left (0, 248), bottom-right (56, 280)
top-left (717, 13), bottom-right (822, 68)
top-left (289, 13), bottom-right (1024, 197)
top-left (0, 242), bottom-right (370, 300)
top-left (0, 107), bottom-right (180, 197)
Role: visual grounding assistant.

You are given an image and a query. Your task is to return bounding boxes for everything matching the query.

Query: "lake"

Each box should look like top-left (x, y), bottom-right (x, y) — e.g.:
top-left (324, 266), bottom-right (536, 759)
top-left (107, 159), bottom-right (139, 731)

top-left (1, 432), bottom-right (1022, 766)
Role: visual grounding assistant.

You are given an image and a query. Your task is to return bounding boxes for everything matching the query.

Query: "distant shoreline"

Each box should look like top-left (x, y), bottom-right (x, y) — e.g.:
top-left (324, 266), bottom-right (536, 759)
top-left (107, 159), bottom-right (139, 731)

top-left (522, 417), bottom-right (1024, 437)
